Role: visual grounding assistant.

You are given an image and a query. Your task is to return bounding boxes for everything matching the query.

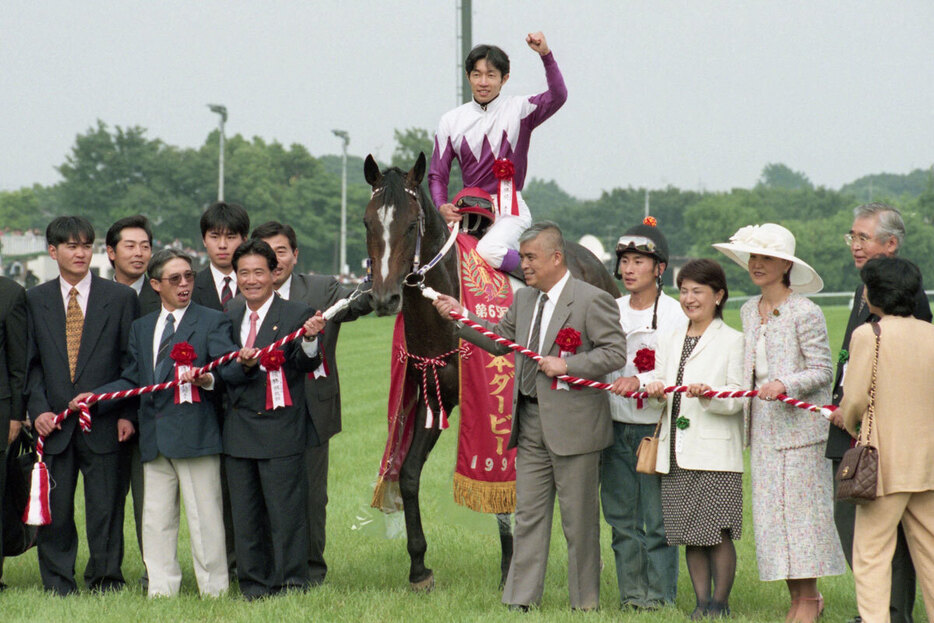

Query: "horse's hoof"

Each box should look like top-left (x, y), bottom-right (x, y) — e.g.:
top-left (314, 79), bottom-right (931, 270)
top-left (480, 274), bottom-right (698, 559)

top-left (410, 571), bottom-right (434, 592)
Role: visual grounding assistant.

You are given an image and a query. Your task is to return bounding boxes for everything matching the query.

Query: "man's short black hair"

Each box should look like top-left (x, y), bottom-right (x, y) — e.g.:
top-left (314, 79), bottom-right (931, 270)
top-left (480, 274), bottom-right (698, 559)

top-left (105, 215), bottom-right (153, 267)
top-left (46, 216), bottom-right (95, 247)
top-left (200, 202), bottom-right (250, 238)
top-left (861, 256), bottom-right (921, 317)
top-left (232, 239), bottom-right (278, 272)
top-left (251, 221), bottom-right (298, 251)
top-left (465, 44), bottom-right (510, 77)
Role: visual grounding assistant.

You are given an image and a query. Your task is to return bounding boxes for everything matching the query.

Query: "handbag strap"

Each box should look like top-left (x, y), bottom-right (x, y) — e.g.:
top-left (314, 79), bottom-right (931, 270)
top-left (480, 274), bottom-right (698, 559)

top-left (860, 321), bottom-right (881, 446)
top-left (651, 412), bottom-right (664, 438)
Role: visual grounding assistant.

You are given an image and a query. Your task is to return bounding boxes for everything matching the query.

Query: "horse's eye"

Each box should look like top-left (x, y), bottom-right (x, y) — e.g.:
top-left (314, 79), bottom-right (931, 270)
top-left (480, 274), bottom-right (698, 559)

top-left (407, 222), bottom-right (417, 233)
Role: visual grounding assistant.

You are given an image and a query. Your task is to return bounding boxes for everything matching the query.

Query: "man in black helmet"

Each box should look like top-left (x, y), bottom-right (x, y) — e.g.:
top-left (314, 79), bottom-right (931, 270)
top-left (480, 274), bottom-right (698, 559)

top-left (601, 218), bottom-right (687, 610)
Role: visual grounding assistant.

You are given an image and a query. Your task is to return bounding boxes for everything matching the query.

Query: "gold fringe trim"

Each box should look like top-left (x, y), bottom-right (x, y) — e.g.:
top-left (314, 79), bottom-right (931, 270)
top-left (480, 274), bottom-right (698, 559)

top-left (371, 477), bottom-right (404, 513)
top-left (452, 472), bottom-right (516, 514)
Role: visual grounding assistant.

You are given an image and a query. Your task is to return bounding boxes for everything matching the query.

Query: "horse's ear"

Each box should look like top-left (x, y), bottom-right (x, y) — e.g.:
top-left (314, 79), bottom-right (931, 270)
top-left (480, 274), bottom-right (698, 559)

top-left (407, 152), bottom-right (427, 186)
top-left (364, 154), bottom-right (382, 187)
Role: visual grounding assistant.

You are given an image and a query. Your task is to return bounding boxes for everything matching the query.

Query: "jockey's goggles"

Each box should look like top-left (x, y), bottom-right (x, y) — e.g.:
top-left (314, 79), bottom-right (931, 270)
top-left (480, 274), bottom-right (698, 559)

top-left (455, 195), bottom-right (494, 210)
top-left (616, 235), bottom-right (657, 255)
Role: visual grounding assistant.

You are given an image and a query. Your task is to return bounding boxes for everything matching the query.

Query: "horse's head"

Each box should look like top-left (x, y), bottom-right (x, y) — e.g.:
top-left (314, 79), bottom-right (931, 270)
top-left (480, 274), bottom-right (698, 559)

top-left (363, 152), bottom-right (428, 316)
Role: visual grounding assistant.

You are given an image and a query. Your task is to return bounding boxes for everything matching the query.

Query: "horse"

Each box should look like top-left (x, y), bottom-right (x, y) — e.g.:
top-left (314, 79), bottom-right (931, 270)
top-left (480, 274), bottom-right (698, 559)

top-left (363, 152), bottom-right (619, 591)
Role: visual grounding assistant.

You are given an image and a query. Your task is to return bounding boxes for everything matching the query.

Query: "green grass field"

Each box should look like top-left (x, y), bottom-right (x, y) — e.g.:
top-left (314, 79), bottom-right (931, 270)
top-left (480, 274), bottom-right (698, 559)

top-left (1, 304), bottom-right (921, 621)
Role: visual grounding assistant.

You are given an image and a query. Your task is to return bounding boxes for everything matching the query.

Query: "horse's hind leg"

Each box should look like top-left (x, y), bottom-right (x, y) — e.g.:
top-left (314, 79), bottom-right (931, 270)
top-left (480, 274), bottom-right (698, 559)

top-left (399, 403), bottom-right (443, 590)
top-left (496, 512), bottom-right (513, 588)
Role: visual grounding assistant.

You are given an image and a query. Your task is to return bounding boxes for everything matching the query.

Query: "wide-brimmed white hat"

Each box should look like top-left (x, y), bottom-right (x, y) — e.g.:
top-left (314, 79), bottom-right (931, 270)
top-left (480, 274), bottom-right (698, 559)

top-left (713, 223), bottom-right (823, 294)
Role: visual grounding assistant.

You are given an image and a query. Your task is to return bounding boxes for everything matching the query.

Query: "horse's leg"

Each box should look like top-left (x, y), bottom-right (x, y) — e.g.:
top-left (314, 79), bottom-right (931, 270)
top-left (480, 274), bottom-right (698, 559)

top-left (399, 401), bottom-right (443, 590)
top-left (496, 512), bottom-right (514, 588)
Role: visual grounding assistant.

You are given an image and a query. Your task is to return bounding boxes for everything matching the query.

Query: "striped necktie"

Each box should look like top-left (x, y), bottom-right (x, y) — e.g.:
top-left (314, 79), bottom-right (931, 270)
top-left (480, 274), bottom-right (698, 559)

top-left (221, 276), bottom-right (233, 310)
top-left (519, 294), bottom-right (548, 398)
top-left (155, 313), bottom-right (175, 371)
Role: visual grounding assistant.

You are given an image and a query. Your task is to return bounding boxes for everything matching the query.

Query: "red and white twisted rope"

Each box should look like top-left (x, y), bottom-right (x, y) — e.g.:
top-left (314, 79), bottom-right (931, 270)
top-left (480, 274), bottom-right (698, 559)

top-left (420, 286), bottom-right (832, 419)
top-left (397, 344), bottom-right (471, 430)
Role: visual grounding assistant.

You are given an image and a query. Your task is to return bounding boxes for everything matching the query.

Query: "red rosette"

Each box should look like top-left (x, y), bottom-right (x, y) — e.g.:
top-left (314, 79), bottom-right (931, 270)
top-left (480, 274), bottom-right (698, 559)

top-left (643, 216), bottom-right (658, 227)
top-left (633, 347), bottom-right (655, 373)
top-left (555, 327), bottom-right (582, 354)
top-left (260, 349), bottom-right (286, 371)
top-left (492, 158), bottom-right (515, 180)
top-left (170, 342), bottom-right (197, 366)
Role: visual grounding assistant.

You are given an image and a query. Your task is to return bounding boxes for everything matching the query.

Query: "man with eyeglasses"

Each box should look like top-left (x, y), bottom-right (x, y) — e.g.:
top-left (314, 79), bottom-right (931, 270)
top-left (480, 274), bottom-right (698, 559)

top-left (72, 248), bottom-right (239, 597)
top-left (827, 203), bottom-right (931, 623)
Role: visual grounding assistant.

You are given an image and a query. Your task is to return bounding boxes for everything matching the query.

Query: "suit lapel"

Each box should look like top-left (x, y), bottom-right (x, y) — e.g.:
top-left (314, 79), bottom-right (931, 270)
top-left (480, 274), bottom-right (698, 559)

top-left (288, 273), bottom-right (308, 303)
top-left (74, 277), bottom-right (109, 381)
top-left (686, 318), bottom-right (722, 362)
top-left (541, 276), bottom-right (574, 356)
top-left (256, 296), bottom-right (282, 347)
top-left (195, 269), bottom-right (222, 311)
top-left (39, 280), bottom-right (69, 366)
top-left (138, 312), bottom-right (159, 385)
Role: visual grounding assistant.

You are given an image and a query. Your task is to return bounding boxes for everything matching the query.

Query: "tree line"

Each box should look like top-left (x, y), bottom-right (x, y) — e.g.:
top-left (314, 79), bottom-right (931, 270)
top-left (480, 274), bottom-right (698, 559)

top-left (2, 122), bottom-right (932, 293)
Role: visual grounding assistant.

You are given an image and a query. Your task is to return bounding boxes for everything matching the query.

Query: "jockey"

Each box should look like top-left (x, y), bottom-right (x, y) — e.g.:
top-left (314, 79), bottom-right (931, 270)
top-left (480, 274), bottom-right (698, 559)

top-left (429, 31), bottom-right (568, 273)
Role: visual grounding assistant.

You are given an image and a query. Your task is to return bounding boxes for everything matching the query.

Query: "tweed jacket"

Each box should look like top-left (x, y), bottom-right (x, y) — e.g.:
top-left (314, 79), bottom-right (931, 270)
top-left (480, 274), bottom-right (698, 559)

top-left (839, 316), bottom-right (934, 495)
top-left (654, 318), bottom-right (745, 474)
top-left (740, 293), bottom-right (833, 450)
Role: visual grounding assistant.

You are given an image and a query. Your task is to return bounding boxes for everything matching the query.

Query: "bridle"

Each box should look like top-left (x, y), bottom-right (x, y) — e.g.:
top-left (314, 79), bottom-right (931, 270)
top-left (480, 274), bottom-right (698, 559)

top-left (368, 181), bottom-right (458, 288)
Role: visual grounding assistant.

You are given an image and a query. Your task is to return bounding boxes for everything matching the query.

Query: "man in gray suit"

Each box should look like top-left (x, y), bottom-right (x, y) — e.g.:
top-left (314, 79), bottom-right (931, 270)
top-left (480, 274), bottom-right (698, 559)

top-left (434, 221), bottom-right (626, 611)
top-left (251, 221), bottom-right (372, 584)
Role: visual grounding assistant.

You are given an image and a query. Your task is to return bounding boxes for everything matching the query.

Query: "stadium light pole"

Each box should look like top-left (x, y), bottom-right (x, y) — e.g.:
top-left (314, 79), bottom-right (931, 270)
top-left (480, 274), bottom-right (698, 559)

top-left (332, 129), bottom-right (350, 277)
top-left (208, 104), bottom-right (228, 201)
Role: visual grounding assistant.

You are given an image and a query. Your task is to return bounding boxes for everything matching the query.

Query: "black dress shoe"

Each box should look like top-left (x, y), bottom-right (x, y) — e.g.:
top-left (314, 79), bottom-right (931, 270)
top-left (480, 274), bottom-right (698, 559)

top-left (506, 604), bottom-right (530, 612)
top-left (846, 617), bottom-right (863, 623)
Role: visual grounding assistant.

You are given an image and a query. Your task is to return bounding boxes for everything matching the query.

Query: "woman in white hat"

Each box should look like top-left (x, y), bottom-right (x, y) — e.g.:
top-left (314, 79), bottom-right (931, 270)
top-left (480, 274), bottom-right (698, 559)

top-left (714, 224), bottom-right (846, 623)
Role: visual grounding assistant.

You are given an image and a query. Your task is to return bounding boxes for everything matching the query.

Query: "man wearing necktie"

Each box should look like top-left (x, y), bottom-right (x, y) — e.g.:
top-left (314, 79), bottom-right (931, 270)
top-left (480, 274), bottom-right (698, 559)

top-left (27, 216), bottom-right (139, 595)
top-left (433, 222), bottom-right (626, 611)
top-left (826, 204), bottom-right (931, 623)
top-left (221, 239), bottom-right (326, 599)
top-left (250, 221), bottom-right (373, 586)
top-left (191, 201), bottom-right (250, 577)
top-left (72, 248), bottom-right (239, 597)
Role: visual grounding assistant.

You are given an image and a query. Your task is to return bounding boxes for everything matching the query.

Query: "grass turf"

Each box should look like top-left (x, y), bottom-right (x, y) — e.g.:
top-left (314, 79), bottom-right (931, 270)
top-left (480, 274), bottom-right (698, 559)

top-left (1, 305), bottom-right (923, 621)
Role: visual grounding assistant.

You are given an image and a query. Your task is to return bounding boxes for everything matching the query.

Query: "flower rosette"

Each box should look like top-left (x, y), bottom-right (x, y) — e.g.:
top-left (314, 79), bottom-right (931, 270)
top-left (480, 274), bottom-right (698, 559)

top-left (553, 327), bottom-right (582, 391)
top-left (633, 348), bottom-right (655, 373)
top-left (837, 349), bottom-right (849, 365)
top-left (643, 215), bottom-right (657, 227)
top-left (491, 158), bottom-right (519, 216)
top-left (171, 342), bottom-right (200, 404)
top-left (260, 349), bottom-right (292, 410)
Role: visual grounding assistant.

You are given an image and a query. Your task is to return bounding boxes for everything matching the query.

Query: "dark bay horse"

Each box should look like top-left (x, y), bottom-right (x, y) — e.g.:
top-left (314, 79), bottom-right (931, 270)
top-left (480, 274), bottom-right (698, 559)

top-left (363, 152), bottom-right (619, 591)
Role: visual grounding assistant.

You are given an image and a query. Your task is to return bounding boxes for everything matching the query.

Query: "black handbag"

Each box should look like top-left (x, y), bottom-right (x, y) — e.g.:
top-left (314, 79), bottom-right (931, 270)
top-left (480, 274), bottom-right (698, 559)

top-left (835, 322), bottom-right (881, 505)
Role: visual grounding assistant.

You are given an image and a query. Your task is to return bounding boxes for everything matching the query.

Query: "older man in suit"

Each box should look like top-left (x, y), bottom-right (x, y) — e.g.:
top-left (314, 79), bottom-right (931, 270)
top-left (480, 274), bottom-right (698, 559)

top-left (222, 239), bottom-right (325, 599)
top-left (0, 276), bottom-right (27, 587)
top-left (434, 221), bottom-right (626, 611)
top-left (73, 248), bottom-right (239, 597)
top-left (828, 203), bottom-right (931, 623)
top-left (28, 216), bottom-right (139, 595)
top-left (250, 221), bottom-right (372, 584)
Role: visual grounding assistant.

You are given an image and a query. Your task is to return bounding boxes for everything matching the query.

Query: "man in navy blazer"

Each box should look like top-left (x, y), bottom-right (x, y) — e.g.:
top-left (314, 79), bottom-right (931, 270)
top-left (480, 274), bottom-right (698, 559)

top-left (74, 248), bottom-right (238, 597)
top-left (222, 239), bottom-right (325, 600)
top-left (28, 216), bottom-right (139, 595)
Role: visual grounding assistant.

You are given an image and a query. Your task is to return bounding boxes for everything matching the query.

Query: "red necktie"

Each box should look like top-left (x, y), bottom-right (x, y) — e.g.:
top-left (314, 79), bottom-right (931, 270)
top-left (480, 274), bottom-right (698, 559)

top-left (221, 276), bottom-right (233, 310)
top-left (245, 311), bottom-right (259, 348)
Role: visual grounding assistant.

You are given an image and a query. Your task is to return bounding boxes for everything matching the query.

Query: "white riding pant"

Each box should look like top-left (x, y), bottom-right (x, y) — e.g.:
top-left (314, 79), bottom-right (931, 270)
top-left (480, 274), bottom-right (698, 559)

top-left (476, 192), bottom-right (533, 269)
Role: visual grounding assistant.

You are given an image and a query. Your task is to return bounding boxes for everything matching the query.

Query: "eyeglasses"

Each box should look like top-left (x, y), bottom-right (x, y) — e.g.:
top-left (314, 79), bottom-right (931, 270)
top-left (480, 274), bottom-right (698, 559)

top-left (616, 235), bottom-right (657, 254)
top-left (844, 233), bottom-right (875, 248)
top-left (159, 271), bottom-right (195, 286)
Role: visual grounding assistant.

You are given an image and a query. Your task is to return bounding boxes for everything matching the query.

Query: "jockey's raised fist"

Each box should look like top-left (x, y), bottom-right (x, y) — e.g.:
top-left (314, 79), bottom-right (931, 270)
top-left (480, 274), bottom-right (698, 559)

top-left (526, 32), bottom-right (549, 56)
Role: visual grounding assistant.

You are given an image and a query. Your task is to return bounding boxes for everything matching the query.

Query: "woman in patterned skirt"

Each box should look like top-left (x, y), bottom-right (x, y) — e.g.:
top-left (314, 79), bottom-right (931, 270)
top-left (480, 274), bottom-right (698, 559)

top-left (715, 224), bottom-right (845, 623)
top-left (648, 258), bottom-right (745, 619)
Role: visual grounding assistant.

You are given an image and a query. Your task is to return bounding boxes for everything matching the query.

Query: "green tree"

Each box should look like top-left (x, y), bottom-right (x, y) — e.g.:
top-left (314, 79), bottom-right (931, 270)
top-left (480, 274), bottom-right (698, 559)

top-left (757, 163), bottom-right (813, 191)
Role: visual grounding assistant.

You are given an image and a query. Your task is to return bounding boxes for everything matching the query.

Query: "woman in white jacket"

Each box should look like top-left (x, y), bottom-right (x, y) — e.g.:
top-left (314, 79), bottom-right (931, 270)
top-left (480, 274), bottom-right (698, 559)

top-left (647, 258), bottom-right (745, 619)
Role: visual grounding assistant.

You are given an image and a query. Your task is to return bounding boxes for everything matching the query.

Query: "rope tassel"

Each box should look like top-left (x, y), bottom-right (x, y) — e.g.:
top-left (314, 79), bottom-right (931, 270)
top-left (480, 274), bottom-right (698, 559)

top-left (22, 462), bottom-right (51, 526)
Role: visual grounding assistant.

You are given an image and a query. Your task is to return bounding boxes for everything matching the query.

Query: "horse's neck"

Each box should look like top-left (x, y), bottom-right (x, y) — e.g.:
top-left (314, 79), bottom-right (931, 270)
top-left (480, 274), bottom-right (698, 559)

top-left (402, 229), bottom-right (460, 357)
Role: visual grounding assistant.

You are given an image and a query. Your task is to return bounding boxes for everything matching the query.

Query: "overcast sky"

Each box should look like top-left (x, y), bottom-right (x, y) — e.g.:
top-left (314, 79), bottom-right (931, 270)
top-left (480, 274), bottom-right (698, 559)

top-left (2, 1), bottom-right (932, 199)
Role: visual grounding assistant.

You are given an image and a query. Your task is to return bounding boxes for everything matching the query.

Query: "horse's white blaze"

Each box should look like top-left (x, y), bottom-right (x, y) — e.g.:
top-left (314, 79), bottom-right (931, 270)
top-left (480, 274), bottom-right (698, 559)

top-left (377, 204), bottom-right (394, 282)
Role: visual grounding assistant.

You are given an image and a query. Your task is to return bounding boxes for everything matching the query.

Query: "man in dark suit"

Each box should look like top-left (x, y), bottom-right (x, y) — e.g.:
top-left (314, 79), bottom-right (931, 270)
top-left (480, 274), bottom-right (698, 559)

top-left (74, 248), bottom-right (238, 597)
top-left (827, 203), bottom-right (931, 623)
top-left (251, 221), bottom-right (372, 584)
top-left (105, 214), bottom-right (158, 582)
top-left (222, 239), bottom-right (325, 599)
top-left (191, 201), bottom-right (250, 575)
top-left (28, 216), bottom-right (139, 595)
top-left (192, 202), bottom-right (250, 313)
top-left (434, 222), bottom-right (626, 611)
top-left (0, 276), bottom-right (27, 587)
